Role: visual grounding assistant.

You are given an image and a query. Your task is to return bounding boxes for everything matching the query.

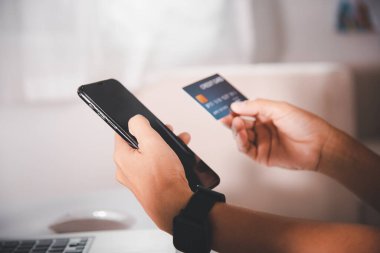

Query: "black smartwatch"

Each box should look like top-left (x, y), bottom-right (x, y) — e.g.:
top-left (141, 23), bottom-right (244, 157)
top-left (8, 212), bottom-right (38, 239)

top-left (173, 185), bottom-right (226, 253)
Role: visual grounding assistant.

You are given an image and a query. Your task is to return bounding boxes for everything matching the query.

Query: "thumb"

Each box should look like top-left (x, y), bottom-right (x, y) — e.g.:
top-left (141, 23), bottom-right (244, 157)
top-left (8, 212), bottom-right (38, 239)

top-left (231, 99), bottom-right (288, 119)
top-left (128, 114), bottom-right (161, 148)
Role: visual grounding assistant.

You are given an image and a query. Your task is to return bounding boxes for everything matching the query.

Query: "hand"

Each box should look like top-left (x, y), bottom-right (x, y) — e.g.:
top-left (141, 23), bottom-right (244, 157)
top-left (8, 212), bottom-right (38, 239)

top-left (113, 115), bottom-right (192, 233)
top-left (221, 99), bottom-right (334, 171)
top-left (165, 124), bottom-right (191, 146)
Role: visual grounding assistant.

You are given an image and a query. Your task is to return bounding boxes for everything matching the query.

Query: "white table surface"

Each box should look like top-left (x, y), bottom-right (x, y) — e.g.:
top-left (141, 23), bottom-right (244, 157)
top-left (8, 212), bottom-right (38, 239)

top-left (1, 229), bottom-right (177, 253)
top-left (0, 188), bottom-right (155, 237)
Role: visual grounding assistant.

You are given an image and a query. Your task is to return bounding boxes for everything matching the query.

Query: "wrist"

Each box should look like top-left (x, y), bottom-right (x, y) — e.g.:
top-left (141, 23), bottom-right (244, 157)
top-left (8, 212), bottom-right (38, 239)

top-left (317, 126), bottom-right (354, 174)
top-left (156, 184), bottom-right (192, 233)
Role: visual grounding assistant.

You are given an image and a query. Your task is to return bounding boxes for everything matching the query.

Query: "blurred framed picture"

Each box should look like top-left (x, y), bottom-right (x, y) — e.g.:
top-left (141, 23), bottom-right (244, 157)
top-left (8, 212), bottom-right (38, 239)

top-left (336, 0), bottom-right (377, 32)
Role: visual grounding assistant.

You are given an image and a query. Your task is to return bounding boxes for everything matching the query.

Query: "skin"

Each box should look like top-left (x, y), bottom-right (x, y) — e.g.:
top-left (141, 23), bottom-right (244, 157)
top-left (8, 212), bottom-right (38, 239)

top-left (114, 99), bottom-right (380, 253)
top-left (222, 99), bottom-right (380, 212)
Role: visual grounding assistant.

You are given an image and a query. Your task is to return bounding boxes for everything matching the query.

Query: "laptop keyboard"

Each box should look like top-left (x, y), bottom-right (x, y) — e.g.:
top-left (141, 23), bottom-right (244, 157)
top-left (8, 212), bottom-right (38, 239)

top-left (0, 237), bottom-right (91, 253)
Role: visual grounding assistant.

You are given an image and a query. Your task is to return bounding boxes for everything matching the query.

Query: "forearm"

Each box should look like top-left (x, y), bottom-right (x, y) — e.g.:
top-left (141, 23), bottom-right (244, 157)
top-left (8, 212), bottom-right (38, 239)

top-left (208, 203), bottom-right (380, 253)
top-left (319, 127), bottom-right (380, 212)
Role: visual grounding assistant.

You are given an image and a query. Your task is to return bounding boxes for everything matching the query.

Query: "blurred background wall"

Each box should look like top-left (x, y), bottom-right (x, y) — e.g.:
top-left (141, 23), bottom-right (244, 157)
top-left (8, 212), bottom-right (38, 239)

top-left (1, 0), bottom-right (379, 137)
top-left (254, 0), bottom-right (380, 139)
top-left (0, 0), bottom-right (255, 101)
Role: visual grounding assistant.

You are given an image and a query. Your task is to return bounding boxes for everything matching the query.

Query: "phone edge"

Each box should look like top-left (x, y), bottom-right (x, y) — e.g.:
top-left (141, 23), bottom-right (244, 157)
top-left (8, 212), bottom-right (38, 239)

top-left (77, 86), bottom-right (139, 149)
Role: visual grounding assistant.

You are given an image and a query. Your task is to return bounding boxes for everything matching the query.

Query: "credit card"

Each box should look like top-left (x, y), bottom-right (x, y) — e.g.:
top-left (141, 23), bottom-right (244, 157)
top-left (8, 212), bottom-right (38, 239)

top-left (183, 74), bottom-right (247, 119)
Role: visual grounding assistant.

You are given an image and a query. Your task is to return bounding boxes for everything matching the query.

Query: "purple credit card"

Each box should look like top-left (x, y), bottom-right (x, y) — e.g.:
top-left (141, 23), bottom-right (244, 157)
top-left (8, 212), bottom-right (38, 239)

top-left (183, 74), bottom-right (247, 119)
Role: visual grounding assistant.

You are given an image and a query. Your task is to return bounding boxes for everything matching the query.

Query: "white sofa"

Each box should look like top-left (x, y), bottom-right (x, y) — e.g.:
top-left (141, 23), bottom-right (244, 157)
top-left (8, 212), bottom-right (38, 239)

top-left (1, 63), bottom-right (379, 236)
top-left (138, 63), bottom-right (363, 222)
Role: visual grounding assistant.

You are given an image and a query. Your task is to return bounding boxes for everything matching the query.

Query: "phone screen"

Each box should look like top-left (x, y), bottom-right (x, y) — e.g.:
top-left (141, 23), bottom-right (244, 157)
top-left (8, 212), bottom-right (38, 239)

top-left (78, 79), bottom-right (220, 190)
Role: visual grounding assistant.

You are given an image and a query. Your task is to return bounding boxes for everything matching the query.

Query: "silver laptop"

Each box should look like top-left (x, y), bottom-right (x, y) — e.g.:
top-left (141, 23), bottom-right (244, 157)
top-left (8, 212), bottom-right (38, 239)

top-left (0, 229), bottom-right (176, 253)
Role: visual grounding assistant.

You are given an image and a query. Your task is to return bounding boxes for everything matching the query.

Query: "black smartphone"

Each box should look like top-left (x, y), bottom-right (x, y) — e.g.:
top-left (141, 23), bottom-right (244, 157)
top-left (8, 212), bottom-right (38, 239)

top-left (78, 79), bottom-right (220, 191)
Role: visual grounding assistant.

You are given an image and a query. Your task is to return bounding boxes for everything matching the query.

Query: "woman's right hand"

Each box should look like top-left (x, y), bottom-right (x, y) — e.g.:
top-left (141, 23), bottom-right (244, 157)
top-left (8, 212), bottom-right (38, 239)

top-left (221, 99), bottom-right (334, 171)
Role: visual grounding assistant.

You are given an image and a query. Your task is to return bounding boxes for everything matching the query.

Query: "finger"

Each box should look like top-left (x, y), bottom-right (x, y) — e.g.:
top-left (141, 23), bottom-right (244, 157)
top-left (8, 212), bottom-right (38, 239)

top-left (254, 122), bottom-right (272, 165)
top-left (247, 129), bottom-right (255, 143)
top-left (242, 118), bottom-right (255, 129)
top-left (113, 134), bottom-right (137, 168)
top-left (235, 127), bottom-right (258, 159)
top-left (232, 117), bottom-right (251, 152)
top-left (231, 99), bottom-right (290, 120)
top-left (113, 134), bottom-right (138, 176)
top-left (231, 117), bottom-right (246, 136)
top-left (128, 114), bottom-right (162, 148)
top-left (266, 121), bottom-right (279, 146)
top-left (235, 128), bottom-right (250, 153)
top-left (220, 114), bottom-right (234, 128)
top-left (178, 132), bottom-right (191, 145)
top-left (242, 117), bottom-right (256, 145)
top-left (166, 124), bottom-right (173, 132)
top-left (246, 140), bottom-right (257, 159)
top-left (264, 122), bottom-right (280, 167)
top-left (114, 133), bottom-right (135, 152)
top-left (238, 117), bottom-right (255, 142)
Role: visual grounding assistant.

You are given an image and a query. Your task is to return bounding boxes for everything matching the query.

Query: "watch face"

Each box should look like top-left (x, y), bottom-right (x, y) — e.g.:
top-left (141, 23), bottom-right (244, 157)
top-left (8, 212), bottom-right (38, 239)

top-left (173, 216), bottom-right (211, 252)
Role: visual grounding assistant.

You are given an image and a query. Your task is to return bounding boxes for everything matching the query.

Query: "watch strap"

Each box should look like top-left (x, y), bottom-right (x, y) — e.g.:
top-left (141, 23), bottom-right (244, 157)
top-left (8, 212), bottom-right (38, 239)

top-left (181, 186), bottom-right (225, 222)
top-left (173, 185), bottom-right (225, 253)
